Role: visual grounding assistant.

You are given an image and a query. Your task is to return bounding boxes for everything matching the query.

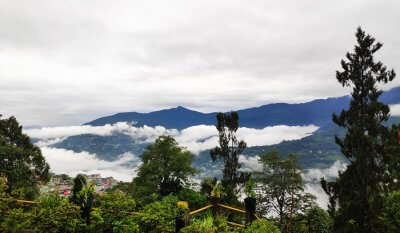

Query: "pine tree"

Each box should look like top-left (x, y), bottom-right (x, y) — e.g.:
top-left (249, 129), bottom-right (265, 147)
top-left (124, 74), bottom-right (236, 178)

top-left (321, 27), bottom-right (396, 233)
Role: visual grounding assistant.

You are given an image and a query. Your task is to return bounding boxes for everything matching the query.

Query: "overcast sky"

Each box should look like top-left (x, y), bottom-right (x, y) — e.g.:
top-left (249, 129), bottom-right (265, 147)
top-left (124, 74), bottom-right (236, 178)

top-left (1, 0), bottom-right (400, 126)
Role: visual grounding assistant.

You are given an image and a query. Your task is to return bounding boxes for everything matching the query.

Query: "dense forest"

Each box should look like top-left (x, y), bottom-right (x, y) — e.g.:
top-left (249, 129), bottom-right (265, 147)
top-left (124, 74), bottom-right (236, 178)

top-left (1, 28), bottom-right (400, 233)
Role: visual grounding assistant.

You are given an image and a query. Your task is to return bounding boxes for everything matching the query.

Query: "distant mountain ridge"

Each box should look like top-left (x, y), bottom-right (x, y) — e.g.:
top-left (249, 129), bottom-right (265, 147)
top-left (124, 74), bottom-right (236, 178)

top-left (85, 87), bottom-right (400, 129)
top-left (48, 86), bottom-right (400, 169)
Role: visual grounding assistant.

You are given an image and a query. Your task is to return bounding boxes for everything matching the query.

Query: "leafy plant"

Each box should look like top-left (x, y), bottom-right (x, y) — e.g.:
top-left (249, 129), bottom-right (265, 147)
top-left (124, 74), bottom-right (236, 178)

top-left (32, 193), bottom-right (82, 233)
top-left (243, 219), bottom-right (281, 233)
top-left (135, 195), bottom-right (179, 233)
top-left (244, 178), bottom-right (256, 198)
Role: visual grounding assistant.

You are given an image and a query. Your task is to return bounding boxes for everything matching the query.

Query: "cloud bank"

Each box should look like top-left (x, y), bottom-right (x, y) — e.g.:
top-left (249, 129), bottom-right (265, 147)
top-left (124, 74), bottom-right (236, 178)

top-left (41, 147), bottom-right (140, 182)
top-left (35, 123), bottom-right (345, 209)
top-left (302, 161), bottom-right (347, 208)
top-left (27, 123), bottom-right (318, 154)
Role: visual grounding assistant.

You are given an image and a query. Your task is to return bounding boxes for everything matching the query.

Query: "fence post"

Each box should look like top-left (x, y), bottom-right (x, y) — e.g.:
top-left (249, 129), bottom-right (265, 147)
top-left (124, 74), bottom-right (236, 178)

top-left (244, 197), bottom-right (257, 225)
top-left (176, 201), bottom-right (189, 232)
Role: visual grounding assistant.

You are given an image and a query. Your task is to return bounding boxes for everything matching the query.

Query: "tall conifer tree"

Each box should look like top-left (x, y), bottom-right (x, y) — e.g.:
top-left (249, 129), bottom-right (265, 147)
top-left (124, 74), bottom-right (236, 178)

top-left (321, 27), bottom-right (396, 233)
top-left (210, 112), bottom-right (248, 203)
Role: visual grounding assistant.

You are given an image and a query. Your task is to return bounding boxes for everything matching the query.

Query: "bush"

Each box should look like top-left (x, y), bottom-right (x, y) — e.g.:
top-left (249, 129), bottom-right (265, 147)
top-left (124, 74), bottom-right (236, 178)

top-left (135, 195), bottom-right (179, 233)
top-left (112, 216), bottom-right (140, 233)
top-left (383, 191), bottom-right (400, 232)
top-left (32, 193), bottom-right (82, 233)
top-left (180, 213), bottom-right (215, 233)
top-left (243, 219), bottom-right (280, 233)
top-left (304, 206), bottom-right (331, 233)
top-left (95, 191), bottom-right (138, 232)
top-left (180, 213), bottom-right (241, 233)
top-left (178, 188), bottom-right (207, 210)
top-left (0, 178), bottom-right (33, 233)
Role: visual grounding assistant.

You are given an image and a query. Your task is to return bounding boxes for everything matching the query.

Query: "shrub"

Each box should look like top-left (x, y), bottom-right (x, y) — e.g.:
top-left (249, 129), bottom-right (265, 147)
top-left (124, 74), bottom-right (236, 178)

top-left (383, 191), bottom-right (400, 232)
top-left (32, 193), bottom-right (82, 233)
top-left (135, 195), bottom-right (179, 233)
top-left (178, 188), bottom-right (207, 210)
top-left (95, 191), bottom-right (138, 232)
top-left (243, 219), bottom-right (280, 233)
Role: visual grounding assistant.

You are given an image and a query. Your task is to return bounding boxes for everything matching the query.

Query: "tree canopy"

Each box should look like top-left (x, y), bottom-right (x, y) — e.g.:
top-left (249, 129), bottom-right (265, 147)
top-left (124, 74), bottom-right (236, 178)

top-left (132, 135), bottom-right (196, 204)
top-left (255, 151), bottom-right (314, 233)
top-left (0, 115), bottom-right (49, 199)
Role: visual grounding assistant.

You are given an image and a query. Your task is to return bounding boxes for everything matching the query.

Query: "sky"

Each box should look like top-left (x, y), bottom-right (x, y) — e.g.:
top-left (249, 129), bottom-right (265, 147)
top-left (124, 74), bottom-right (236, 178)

top-left (1, 0), bottom-right (400, 126)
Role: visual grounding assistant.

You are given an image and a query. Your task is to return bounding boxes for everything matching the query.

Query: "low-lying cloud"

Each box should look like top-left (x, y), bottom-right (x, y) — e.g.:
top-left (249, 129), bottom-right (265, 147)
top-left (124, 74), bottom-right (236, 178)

top-left (390, 104), bottom-right (400, 116)
top-left (237, 156), bottom-right (347, 209)
top-left (239, 155), bottom-right (263, 172)
top-left (27, 123), bottom-right (318, 155)
top-left (40, 135), bottom-right (346, 209)
top-left (41, 147), bottom-right (141, 182)
top-left (302, 161), bottom-right (347, 208)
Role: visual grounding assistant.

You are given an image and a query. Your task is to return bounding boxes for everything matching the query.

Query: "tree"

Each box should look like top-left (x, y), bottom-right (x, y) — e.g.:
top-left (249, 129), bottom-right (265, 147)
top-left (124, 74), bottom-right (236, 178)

top-left (132, 135), bottom-right (196, 204)
top-left (134, 195), bottom-right (179, 233)
top-left (321, 27), bottom-right (397, 233)
top-left (70, 174), bottom-right (87, 204)
top-left (70, 174), bottom-right (95, 226)
top-left (210, 112), bottom-right (248, 203)
top-left (255, 151), bottom-right (314, 233)
top-left (243, 219), bottom-right (281, 233)
top-left (303, 206), bottom-right (332, 233)
top-left (382, 191), bottom-right (400, 232)
top-left (0, 115), bottom-right (49, 199)
top-left (32, 193), bottom-right (82, 233)
top-left (94, 191), bottom-right (139, 233)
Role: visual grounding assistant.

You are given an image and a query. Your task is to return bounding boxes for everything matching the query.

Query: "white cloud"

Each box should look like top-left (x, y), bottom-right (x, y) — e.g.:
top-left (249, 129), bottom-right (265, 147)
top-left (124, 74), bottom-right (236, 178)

top-left (25, 122), bottom-right (140, 139)
top-left (302, 161), bottom-right (347, 208)
top-left (239, 155), bottom-right (263, 172)
top-left (36, 124), bottom-right (346, 209)
top-left (237, 157), bottom-right (347, 209)
top-left (238, 125), bottom-right (318, 147)
top-left (390, 104), bottom-right (400, 116)
top-left (28, 123), bottom-right (318, 155)
top-left (41, 147), bottom-right (140, 182)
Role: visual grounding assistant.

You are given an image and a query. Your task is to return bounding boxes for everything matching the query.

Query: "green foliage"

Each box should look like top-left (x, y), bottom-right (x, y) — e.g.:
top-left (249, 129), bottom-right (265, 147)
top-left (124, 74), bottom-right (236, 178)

top-left (0, 116), bottom-right (50, 199)
top-left (135, 195), bottom-right (179, 233)
top-left (180, 214), bottom-right (241, 233)
top-left (210, 112), bottom-right (248, 203)
top-left (303, 206), bottom-right (332, 233)
top-left (132, 136), bottom-right (196, 205)
top-left (32, 193), bottom-right (82, 233)
top-left (255, 151), bottom-right (309, 232)
top-left (112, 216), bottom-right (140, 233)
top-left (383, 191), bottom-right (400, 232)
top-left (94, 191), bottom-right (138, 232)
top-left (243, 219), bottom-right (281, 233)
top-left (200, 177), bottom-right (217, 196)
top-left (178, 188), bottom-right (207, 210)
top-left (69, 175), bottom-right (95, 226)
top-left (180, 213), bottom-right (215, 233)
top-left (0, 177), bottom-right (33, 232)
top-left (1, 208), bottom-right (33, 233)
top-left (244, 178), bottom-right (256, 198)
top-left (321, 27), bottom-right (397, 233)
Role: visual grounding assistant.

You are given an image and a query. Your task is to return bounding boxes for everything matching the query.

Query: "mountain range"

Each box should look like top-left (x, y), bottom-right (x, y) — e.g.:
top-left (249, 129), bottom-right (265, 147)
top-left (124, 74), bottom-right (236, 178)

top-left (49, 87), bottom-right (400, 171)
top-left (85, 87), bottom-right (400, 129)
